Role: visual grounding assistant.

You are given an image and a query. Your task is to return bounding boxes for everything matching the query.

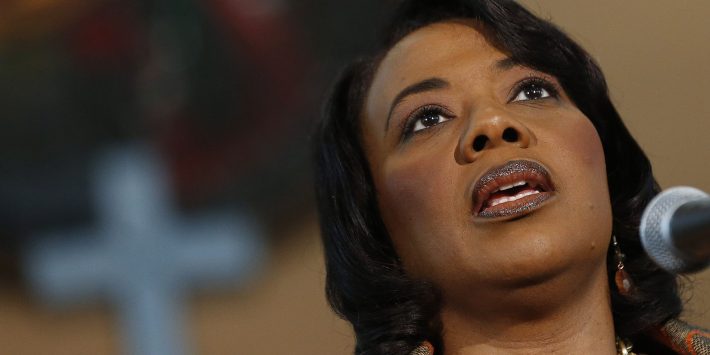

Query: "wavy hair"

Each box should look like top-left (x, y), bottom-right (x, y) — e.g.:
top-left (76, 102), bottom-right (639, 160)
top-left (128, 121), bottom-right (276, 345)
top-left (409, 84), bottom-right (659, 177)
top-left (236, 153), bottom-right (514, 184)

top-left (312, 1), bottom-right (682, 354)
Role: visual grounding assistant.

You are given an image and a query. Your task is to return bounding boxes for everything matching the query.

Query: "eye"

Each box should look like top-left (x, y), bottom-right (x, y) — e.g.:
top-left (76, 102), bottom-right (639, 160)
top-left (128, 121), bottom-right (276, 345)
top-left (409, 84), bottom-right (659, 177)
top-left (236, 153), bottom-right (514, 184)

top-left (510, 77), bottom-right (558, 103)
top-left (405, 106), bottom-right (453, 135)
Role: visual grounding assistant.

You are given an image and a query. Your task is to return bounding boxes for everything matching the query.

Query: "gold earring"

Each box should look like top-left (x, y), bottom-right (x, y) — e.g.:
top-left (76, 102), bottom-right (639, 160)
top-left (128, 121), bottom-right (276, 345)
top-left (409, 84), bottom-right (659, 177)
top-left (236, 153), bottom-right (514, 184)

top-left (410, 341), bottom-right (433, 355)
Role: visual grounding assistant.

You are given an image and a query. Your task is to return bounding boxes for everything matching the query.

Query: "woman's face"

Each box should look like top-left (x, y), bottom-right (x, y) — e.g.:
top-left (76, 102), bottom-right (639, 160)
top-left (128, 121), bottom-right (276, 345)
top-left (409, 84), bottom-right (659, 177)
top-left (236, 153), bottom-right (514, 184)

top-left (361, 22), bottom-right (613, 306)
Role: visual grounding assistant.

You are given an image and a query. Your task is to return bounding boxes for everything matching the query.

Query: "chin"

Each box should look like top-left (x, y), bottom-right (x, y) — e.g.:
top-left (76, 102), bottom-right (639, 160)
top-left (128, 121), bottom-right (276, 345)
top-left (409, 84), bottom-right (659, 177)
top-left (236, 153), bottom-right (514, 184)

top-left (469, 200), bottom-right (610, 286)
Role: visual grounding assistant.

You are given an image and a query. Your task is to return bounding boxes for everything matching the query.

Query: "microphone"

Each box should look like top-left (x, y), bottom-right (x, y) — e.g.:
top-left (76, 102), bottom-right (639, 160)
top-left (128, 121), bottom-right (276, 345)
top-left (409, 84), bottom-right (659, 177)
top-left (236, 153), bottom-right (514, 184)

top-left (640, 186), bottom-right (710, 274)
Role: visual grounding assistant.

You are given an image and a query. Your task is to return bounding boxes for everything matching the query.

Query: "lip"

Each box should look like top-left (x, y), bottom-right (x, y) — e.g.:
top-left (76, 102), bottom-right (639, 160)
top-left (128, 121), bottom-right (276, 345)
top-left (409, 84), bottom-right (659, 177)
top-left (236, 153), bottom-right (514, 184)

top-left (471, 159), bottom-right (556, 220)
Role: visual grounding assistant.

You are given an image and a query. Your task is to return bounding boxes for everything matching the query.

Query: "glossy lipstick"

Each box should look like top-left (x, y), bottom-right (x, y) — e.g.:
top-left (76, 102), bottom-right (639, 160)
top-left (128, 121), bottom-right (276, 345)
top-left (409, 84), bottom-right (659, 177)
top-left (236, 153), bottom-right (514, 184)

top-left (472, 160), bottom-right (555, 219)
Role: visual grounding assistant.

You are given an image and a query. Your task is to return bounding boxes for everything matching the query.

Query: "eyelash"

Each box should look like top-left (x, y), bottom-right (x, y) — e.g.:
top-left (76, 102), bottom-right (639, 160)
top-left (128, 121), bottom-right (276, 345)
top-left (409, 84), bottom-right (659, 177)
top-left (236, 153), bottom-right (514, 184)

top-left (400, 76), bottom-right (560, 140)
top-left (401, 104), bottom-right (454, 140)
top-left (508, 76), bottom-right (560, 103)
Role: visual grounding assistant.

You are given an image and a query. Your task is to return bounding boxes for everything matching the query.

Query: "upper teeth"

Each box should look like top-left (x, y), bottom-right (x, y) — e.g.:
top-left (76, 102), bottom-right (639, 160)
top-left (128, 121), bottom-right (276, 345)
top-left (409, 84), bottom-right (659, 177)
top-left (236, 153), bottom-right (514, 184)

top-left (487, 189), bottom-right (540, 207)
top-left (495, 180), bottom-right (527, 193)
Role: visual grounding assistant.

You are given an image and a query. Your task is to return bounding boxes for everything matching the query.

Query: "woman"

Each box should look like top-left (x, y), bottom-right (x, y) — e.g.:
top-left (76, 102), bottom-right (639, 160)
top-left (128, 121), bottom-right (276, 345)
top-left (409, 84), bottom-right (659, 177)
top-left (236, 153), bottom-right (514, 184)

top-left (312, 1), bottom-right (708, 354)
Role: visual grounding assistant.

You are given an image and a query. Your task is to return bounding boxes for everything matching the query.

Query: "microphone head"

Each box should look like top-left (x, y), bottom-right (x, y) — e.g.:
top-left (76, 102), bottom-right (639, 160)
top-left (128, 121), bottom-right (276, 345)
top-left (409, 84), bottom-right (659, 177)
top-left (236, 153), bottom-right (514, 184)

top-left (640, 186), bottom-right (709, 274)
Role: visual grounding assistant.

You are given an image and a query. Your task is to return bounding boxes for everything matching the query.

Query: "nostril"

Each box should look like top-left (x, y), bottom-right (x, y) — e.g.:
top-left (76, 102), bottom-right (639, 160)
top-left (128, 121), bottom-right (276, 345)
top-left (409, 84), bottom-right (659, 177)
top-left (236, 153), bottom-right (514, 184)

top-left (473, 135), bottom-right (488, 152)
top-left (502, 127), bottom-right (519, 143)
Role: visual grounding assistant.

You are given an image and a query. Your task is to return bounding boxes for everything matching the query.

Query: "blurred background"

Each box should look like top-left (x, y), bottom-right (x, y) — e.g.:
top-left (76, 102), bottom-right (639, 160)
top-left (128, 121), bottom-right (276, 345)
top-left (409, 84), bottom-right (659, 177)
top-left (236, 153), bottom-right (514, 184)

top-left (0, 0), bottom-right (708, 354)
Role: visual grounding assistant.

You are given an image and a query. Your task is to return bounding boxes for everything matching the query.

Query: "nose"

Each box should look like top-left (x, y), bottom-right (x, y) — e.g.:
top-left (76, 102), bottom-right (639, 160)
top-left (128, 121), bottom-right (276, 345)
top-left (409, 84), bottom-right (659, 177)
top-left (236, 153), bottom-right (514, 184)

top-left (457, 105), bottom-right (534, 163)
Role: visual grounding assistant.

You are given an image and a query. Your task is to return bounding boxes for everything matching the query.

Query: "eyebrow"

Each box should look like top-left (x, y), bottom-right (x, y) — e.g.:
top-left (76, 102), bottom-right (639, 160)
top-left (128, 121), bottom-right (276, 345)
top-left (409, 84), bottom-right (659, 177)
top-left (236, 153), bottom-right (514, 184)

top-left (385, 77), bottom-right (450, 132)
top-left (494, 57), bottom-right (517, 72)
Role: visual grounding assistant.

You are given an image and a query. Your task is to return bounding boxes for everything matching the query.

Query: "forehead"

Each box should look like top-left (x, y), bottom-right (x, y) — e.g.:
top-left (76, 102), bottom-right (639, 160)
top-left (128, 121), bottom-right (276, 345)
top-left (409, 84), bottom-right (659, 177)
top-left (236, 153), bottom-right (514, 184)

top-left (365, 21), bottom-right (507, 124)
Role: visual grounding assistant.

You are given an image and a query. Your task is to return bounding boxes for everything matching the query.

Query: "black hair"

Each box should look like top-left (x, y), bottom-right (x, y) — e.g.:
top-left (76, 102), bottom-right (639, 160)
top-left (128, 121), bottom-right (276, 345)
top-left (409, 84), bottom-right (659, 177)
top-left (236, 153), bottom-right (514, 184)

top-left (312, 1), bottom-right (682, 354)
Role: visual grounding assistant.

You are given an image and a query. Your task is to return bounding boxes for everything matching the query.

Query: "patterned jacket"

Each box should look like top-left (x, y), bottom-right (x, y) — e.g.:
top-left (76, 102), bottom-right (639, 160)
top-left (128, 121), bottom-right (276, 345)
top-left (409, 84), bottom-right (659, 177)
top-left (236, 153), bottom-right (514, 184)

top-left (647, 319), bottom-right (710, 355)
top-left (409, 319), bottom-right (710, 355)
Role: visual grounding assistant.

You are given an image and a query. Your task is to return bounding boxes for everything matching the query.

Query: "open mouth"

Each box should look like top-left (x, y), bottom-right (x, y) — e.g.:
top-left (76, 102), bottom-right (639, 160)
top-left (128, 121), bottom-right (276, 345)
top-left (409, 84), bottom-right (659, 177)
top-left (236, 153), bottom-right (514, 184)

top-left (472, 160), bottom-right (555, 219)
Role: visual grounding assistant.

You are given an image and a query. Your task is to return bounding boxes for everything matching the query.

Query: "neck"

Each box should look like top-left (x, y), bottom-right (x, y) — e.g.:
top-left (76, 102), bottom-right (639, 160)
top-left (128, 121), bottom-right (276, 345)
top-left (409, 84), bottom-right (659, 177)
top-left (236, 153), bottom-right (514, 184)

top-left (438, 263), bottom-right (616, 355)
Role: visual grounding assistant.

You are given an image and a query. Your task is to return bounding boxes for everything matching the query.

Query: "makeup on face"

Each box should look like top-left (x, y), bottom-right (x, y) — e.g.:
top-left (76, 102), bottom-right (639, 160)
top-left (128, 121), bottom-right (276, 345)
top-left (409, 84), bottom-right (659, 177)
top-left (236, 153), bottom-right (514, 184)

top-left (361, 21), bottom-right (612, 302)
top-left (471, 159), bottom-right (556, 220)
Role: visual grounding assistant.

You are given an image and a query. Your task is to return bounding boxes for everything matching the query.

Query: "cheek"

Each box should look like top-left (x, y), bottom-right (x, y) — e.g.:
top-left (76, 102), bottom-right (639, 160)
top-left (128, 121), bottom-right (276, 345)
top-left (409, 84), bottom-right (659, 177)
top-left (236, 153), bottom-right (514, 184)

top-left (575, 121), bottom-right (606, 173)
top-left (561, 117), bottom-right (608, 189)
top-left (552, 115), bottom-right (612, 239)
top-left (542, 111), bottom-right (608, 188)
top-left (376, 149), bottom-right (465, 273)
